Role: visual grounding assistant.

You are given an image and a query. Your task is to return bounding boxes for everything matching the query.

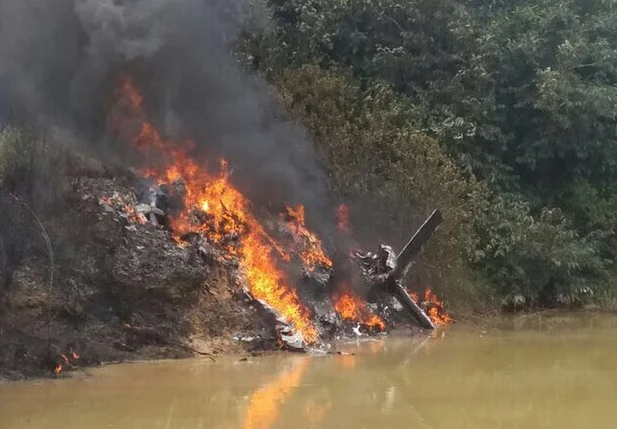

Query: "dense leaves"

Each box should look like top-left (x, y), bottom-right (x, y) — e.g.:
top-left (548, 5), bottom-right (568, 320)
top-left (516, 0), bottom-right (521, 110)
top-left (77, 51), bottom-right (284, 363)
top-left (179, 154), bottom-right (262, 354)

top-left (257, 0), bottom-right (617, 197)
top-left (240, 0), bottom-right (617, 310)
top-left (243, 0), bottom-right (617, 309)
top-left (275, 66), bottom-right (488, 307)
top-left (470, 194), bottom-right (609, 307)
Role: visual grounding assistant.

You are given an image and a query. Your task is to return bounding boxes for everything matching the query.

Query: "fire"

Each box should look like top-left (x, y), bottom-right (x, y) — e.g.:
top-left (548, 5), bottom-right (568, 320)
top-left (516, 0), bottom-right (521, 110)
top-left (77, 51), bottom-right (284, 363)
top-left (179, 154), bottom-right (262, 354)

top-left (99, 194), bottom-right (147, 225)
top-left (408, 287), bottom-right (452, 326)
top-left (53, 350), bottom-right (80, 375)
top-left (333, 290), bottom-right (385, 331)
top-left (407, 289), bottom-right (419, 303)
top-left (243, 233), bottom-right (318, 343)
top-left (283, 205), bottom-right (332, 271)
top-left (336, 204), bottom-right (350, 233)
top-left (243, 358), bottom-right (310, 429)
top-left (424, 288), bottom-right (452, 325)
top-left (114, 76), bottom-right (319, 344)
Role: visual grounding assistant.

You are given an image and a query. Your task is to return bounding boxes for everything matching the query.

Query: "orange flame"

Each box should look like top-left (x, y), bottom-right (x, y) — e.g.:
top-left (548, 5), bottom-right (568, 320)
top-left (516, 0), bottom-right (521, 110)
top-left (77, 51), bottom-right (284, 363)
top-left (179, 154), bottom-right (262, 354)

top-left (243, 359), bottom-right (310, 429)
top-left (114, 76), bottom-right (319, 344)
top-left (53, 350), bottom-right (81, 375)
top-left (407, 289), bottom-right (420, 303)
top-left (333, 290), bottom-right (385, 331)
top-left (283, 205), bottom-right (332, 271)
top-left (408, 287), bottom-right (452, 326)
top-left (336, 204), bottom-right (350, 233)
top-left (99, 195), bottom-right (147, 225)
top-left (424, 288), bottom-right (452, 325)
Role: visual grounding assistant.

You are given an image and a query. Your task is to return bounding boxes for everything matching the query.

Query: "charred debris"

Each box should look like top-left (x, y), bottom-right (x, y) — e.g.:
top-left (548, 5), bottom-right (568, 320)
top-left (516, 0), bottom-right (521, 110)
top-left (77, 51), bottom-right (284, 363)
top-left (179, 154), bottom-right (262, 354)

top-left (0, 161), bottom-right (445, 378)
top-left (95, 175), bottom-right (446, 351)
top-left (0, 79), bottom-right (451, 379)
top-left (0, 162), bottom-right (448, 379)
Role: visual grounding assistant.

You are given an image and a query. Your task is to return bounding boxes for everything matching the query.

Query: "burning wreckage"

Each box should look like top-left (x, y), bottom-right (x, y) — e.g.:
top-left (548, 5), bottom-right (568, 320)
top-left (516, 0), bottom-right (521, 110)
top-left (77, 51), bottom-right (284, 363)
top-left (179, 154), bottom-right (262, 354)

top-left (100, 184), bottom-right (446, 352)
top-left (86, 76), bottom-right (452, 355)
top-left (0, 73), bottom-right (451, 378)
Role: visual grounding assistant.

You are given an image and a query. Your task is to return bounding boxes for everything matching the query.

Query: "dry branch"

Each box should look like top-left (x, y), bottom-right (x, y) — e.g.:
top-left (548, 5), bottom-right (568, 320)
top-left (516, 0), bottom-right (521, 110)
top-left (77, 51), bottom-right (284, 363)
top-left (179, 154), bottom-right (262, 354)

top-left (9, 193), bottom-right (55, 348)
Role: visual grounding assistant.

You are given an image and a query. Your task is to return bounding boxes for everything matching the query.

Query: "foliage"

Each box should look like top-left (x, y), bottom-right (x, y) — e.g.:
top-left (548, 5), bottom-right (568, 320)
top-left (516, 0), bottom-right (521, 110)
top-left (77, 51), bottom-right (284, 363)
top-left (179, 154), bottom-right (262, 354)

top-left (241, 0), bottom-right (617, 309)
top-left (276, 65), bottom-right (489, 307)
top-left (470, 194), bottom-right (609, 307)
top-left (254, 0), bottom-right (617, 201)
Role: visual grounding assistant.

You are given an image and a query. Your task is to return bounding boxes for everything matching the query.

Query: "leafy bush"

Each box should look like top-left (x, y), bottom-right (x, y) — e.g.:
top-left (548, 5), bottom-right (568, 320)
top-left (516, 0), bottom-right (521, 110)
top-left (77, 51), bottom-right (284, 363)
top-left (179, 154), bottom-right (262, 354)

top-left (276, 66), bottom-right (488, 307)
top-left (242, 0), bottom-right (617, 310)
top-left (471, 194), bottom-right (609, 308)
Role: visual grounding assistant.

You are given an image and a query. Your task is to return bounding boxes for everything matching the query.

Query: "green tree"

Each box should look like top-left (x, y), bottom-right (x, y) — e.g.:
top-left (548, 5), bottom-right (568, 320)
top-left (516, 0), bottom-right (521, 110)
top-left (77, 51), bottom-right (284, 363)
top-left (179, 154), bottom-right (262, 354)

top-left (245, 0), bottom-right (617, 308)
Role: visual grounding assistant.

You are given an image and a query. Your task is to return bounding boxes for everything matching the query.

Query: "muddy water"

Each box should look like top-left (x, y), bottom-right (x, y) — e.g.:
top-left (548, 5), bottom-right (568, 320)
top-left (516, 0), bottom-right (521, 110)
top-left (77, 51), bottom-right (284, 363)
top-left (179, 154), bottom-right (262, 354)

top-left (2, 314), bottom-right (617, 429)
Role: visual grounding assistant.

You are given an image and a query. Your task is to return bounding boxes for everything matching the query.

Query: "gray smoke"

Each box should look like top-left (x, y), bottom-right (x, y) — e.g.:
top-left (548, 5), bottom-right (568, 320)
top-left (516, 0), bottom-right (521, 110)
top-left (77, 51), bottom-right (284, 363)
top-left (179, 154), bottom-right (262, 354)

top-left (75, 0), bottom-right (170, 59)
top-left (0, 0), bottom-right (336, 235)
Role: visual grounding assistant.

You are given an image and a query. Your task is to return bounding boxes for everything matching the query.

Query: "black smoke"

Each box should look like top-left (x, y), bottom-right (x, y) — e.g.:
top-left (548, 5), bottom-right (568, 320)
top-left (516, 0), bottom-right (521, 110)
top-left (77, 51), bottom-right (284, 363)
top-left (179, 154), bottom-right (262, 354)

top-left (0, 0), bottom-right (337, 239)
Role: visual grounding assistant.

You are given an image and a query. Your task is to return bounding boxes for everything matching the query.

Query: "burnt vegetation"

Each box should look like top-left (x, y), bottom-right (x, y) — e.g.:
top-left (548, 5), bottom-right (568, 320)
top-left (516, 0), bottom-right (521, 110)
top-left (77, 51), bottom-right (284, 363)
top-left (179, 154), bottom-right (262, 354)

top-left (0, 128), bottom-right (271, 378)
top-left (0, 123), bottom-right (440, 379)
top-left (2, 0), bottom-right (617, 378)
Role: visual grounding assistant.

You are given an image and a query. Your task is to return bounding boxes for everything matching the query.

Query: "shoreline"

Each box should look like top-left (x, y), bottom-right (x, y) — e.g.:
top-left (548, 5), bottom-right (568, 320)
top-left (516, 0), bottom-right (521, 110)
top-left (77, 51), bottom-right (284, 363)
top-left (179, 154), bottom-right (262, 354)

top-left (6, 310), bottom-right (616, 383)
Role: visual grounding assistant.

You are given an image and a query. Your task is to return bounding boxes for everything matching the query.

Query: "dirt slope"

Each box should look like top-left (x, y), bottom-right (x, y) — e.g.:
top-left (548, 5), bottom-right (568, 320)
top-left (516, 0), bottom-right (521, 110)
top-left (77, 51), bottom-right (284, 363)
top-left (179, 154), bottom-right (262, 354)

top-left (0, 168), bottom-right (273, 380)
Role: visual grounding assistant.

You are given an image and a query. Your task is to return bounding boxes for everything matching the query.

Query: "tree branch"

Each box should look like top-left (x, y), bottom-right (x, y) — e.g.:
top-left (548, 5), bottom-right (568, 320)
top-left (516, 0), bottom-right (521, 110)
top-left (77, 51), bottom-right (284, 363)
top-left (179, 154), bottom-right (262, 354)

top-left (9, 193), bottom-right (54, 350)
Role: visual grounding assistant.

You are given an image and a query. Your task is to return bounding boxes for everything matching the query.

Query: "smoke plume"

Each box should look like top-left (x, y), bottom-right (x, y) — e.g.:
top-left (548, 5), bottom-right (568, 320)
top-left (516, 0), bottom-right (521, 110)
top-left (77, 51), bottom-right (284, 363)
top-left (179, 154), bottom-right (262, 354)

top-left (0, 0), bottom-right (336, 237)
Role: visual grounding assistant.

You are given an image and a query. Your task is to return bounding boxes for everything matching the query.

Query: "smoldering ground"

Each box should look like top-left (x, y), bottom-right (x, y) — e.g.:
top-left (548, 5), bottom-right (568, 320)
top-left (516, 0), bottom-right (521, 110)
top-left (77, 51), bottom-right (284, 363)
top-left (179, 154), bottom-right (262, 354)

top-left (0, 0), bottom-right (339, 239)
top-left (0, 1), bottom-right (425, 381)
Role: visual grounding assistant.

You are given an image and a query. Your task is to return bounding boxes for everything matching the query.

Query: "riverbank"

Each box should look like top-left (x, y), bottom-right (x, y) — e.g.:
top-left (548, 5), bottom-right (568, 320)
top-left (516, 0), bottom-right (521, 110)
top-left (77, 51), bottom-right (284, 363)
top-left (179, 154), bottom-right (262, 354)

top-left (0, 129), bottom-right (446, 381)
top-left (3, 305), bottom-right (613, 382)
top-left (0, 157), bottom-right (278, 381)
top-left (1, 131), bottom-right (610, 382)
top-left (3, 314), bottom-right (617, 429)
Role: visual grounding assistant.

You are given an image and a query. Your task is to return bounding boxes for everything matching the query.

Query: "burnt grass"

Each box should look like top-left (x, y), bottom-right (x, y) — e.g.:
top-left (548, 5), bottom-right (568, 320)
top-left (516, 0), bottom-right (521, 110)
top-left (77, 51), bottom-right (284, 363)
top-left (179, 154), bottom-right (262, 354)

top-left (0, 163), bottom-right (275, 381)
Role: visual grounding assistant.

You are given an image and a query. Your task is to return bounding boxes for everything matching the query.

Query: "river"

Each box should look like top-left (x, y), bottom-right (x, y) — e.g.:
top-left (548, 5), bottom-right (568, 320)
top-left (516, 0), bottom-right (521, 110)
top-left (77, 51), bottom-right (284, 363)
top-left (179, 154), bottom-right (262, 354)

top-left (1, 313), bottom-right (617, 429)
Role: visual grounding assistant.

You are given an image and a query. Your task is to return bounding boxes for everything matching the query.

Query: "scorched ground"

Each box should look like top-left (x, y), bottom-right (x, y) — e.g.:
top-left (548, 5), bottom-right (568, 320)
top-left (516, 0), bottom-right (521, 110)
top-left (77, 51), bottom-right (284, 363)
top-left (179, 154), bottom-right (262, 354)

top-left (0, 77), bottom-right (450, 380)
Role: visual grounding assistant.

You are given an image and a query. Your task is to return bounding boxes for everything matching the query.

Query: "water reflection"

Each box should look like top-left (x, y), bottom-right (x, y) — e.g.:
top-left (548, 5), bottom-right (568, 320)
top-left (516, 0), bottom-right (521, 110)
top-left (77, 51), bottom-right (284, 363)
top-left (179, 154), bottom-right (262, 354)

top-left (242, 358), bottom-right (310, 429)
top-left (2, 316), bottom-right (617, 429)
top-left (303, 397), bottom-right (331, 428)
top-left (335, 354), bottom-right (357, 370)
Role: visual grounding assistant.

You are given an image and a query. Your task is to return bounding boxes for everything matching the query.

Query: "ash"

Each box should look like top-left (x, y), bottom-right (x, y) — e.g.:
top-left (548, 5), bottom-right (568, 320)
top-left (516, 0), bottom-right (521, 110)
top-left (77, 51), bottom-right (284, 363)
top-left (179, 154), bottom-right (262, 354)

top-left (0, 163), bottom-right (437, 379)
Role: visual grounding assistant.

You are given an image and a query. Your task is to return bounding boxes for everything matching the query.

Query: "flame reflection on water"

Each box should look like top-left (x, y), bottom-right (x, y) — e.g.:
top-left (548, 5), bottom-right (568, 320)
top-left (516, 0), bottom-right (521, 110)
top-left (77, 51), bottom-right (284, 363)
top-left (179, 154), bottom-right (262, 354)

top-left (2, 321), bottom-right (616, 429)
top-left (242, 358), bottom-right (311, 429)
